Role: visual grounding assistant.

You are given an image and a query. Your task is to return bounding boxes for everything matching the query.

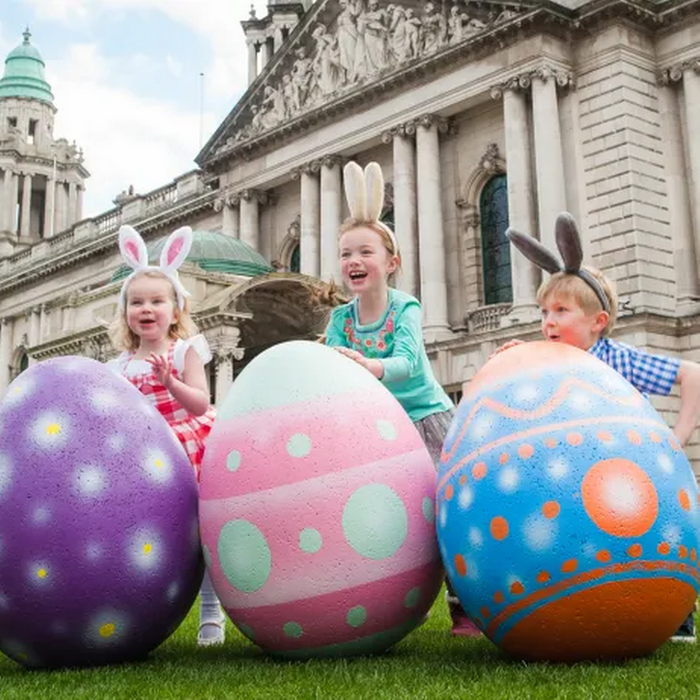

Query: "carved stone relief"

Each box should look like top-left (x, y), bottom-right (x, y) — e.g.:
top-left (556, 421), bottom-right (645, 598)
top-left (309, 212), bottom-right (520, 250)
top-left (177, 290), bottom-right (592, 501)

top-left (219, 1), bottom-right (523, 151)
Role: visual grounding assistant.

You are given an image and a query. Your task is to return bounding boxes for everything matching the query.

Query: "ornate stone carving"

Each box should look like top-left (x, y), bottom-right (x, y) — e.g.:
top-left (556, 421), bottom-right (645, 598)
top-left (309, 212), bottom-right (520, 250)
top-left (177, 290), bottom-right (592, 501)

top-left (657, 57), bottom-right (700, 85)
top-left (240, 189), bottom-right (269, 205)
top-left (491, 66), bottom-right (575, 99)
top-left (220, 1), bottom-right (521, 150)
top-left (291, 160), bottom-right (323, 179)
top-left (82, 337), bottom-right (107, 362)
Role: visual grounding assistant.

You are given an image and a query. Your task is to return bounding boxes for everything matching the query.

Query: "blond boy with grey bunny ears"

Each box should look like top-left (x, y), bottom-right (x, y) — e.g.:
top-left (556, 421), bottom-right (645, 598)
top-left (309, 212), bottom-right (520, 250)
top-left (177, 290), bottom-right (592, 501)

top-left (323, 161), bottom-right (480, 637)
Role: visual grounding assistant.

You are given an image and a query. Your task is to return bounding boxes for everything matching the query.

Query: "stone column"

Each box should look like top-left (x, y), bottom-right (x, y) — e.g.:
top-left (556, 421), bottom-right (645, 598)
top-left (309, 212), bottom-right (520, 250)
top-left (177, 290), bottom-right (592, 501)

top-left (531, 67), bottom-right (569, 250)
top-left (54, 181), bottom-right (66, 234)
top-left (43, 173), bottom-right (55, 238)
top-left (383, 124), bottom-right (419, 297)
top-left (0, 318), bottom-right (12, 395)
top-left (239, 190), bottom-right (261, 251)
top-left (7, 170), bottom-right (18, 234)
top-left (247, 40), bottom-right (258, 85)
top-left (657, 77), bottom-right (699, 301)
top-left (39, 304), bottom-right (49, 342)
top-left (273, 26), bottom-right (285, 53)
top-left (416, 115), bottom-right (450, 337)
top-left (29, 307), bottom-right (40, 347)
top-left (216, 191), bottom-right (240, 238)
top-left (20, 173), bottom-right (32, 238)
top-left (681, 61), bottom-right (700, 288)
top-left (77, 185), bottom-right (84, 221)
top-left (320, 156), bottom-right (342, 282)
top-left (261, 39), bottom-right (272, 70)
top-left (212, 328), bottom-right (245, 408)
top-left (299, 163), bottom-right (321, 277)
top-left (68, 181), bottom-right (78, 226)
top-left (492, 78), bottom-right (539, 317)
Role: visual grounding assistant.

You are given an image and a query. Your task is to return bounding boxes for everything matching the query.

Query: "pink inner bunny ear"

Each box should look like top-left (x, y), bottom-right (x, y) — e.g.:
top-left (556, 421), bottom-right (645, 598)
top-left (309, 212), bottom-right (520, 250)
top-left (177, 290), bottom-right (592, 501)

top-left (166, 238), bottom-right (184, 266)
top-left (124, 241), bottom-right (140, 265)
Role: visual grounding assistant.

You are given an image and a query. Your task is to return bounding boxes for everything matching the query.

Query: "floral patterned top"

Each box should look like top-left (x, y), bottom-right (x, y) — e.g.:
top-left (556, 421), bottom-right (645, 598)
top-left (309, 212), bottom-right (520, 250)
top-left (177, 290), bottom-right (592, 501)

top-left (325, 288), bottom-right (453, 422)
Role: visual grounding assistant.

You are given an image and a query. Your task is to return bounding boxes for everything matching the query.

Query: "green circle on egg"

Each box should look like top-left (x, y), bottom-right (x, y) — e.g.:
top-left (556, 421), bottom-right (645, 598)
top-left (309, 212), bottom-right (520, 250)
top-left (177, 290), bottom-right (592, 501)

top-left (299, 528), bottom-right (322, 553)
top-left (347, 605), bottom-right (367, 628)
top-left (217, 519), bottom-right (271, 593)
top-left (226, 450), bottom-right (241, 472)
top-left (422, 497), bottom-right (435, 523)
top-left (283, 621), bottom-right (303, 638)
top-left (405, 587), bottom-right (421, 608)
top-left (342, 484), bottom-right (408, 560)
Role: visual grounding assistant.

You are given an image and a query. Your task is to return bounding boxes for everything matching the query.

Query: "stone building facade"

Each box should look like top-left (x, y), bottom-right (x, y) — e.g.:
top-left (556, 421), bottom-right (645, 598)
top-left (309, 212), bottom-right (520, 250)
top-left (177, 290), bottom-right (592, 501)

top-left (0, 1), bottom-right (699, 469)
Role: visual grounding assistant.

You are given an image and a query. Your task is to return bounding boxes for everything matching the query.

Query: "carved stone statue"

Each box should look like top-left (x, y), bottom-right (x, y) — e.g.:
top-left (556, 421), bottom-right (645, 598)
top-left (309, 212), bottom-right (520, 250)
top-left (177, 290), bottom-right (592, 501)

top-left (422, 2), bottom-right (447, 54)
top-left (312, 24), bottom-right (342, 96)
top-left (356, 0), bottom-right (390, 78)
top-left (337, 0), bottom-right (361, 83)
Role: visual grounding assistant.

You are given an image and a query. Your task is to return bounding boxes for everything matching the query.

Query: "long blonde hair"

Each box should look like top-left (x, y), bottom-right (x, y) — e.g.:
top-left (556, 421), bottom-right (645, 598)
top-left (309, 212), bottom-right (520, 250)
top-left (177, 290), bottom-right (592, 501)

top-left (109, 270), bottom-right (199, 351)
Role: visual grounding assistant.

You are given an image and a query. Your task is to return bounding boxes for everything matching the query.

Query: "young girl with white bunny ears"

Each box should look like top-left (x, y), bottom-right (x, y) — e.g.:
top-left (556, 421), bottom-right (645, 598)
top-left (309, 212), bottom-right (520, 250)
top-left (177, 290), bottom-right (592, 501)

top-left (323, 162), bottom-right (479, 637)
top-left (107, 224), bottom-right (226, 647)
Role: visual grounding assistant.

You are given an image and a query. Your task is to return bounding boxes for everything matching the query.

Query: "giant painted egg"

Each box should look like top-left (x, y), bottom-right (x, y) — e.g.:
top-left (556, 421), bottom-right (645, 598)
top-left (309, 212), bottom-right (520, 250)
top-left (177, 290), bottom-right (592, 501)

top-left (0, 357), bottom-right (203, 668)
top-left (437, 341), bottom-right (700, 661)
top-left (199, 340), bottom-right (443, 658)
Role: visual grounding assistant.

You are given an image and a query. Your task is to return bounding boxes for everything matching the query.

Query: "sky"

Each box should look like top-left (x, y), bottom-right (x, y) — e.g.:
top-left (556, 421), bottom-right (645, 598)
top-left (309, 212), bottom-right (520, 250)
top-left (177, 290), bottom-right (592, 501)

top-left (0, 0), bottom-right (270, 216)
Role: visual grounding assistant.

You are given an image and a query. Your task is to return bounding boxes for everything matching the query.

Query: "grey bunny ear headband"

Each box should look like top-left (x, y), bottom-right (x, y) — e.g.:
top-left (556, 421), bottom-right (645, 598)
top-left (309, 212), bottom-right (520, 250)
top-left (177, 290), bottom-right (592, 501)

top-left (505, 212), bottom-right (611, 313)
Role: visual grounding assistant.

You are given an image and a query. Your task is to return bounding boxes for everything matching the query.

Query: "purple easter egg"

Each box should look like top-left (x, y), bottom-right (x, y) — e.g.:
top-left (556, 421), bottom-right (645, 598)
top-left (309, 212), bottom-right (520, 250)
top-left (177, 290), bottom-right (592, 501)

top-left (0, 356), bottom-right (203, 668)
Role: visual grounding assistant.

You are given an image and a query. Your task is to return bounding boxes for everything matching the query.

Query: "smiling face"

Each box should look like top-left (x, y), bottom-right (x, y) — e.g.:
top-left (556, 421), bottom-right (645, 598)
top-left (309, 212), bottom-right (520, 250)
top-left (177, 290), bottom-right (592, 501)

top-left (539, 293), bottom-right (608, 351)
top-left (125, 273), bottom-right (178, 344)
top-left (339, 225), bottom-right (398, 296)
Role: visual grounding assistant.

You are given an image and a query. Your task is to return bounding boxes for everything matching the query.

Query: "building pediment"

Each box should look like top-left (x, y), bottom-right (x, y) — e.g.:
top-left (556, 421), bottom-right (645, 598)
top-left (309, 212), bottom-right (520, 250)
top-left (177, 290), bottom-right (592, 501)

top-left (198, 0), bottom-right (558, 169)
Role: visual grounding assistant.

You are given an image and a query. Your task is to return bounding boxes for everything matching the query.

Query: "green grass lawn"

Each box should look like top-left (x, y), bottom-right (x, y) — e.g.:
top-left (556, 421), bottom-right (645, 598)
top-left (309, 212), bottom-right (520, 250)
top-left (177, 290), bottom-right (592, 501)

top-left (0, 591), bottom-right (697, 700)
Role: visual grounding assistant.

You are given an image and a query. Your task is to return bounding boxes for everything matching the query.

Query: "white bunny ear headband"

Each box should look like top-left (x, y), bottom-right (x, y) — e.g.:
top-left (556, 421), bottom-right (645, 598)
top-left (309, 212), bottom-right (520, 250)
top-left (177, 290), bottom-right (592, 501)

top-left (118, 225), bottom-right (193, 310)
top-left (506, 212), bottom-right (611, 313)
top-left (343, 161), bottom-right (399, 255)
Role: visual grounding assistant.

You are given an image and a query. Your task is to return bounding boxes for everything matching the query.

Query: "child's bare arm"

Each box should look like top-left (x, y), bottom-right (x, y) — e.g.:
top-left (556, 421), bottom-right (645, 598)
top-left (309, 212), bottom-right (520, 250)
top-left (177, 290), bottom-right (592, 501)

top-left (673, 360), bottom-right (700, 447)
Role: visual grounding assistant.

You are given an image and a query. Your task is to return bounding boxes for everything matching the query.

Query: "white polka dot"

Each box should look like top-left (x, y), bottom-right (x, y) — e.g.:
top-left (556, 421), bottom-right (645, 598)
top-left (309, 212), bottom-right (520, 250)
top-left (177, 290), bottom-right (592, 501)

top-left (29, 411), bottom-right (70, 449)
top-left (3, 376), bottom-right (36, 407)
top-left (498, 466), bottom-right (520, 493)
top-left (523, 514), bottom-right (556, 551)
top-left (582, 542), bottom-right (598, 558)
top-left (90, 389), bottom-right (121, 414)
top-left (73, 465), bottom-right (107, 497)
top-left (603, 475), bottom-right (642, 515)
top-left (657, 453), bottom-right (674, 474)
top-left (32, 507), bottom-right (51, 525)
top-left (85, 609), bottom-right (130, 646)
top-left (287, 433), bottom-right (312, 458)
top-left (85, 542), bottom-right (103, 562)
top-left (0, 452), bottom-right (12, 500)
top-left (568, 391), bottom-right (593, 411)
top-left (142, 449), bottom-right (173, 485)
top-left (470, 414), bottom-right (495, 441)
top-left (128, 528), bottom-right (163, 573)
top-left (466, 559), bottom-right (480, 582)
top-left (166, 581), bottom-right (180, 602)
top-left (468, 527), bottom-right (483, 548)
top-left (376, 419), bottom-right (397, 441)
top-left (663, 524), bottom-right (682, 546)
top-left (547, 457), bottom-right (569, 480)
top-left (513, 384), bottom-right (539, 403)
top-left (27, 561), bottom-right (52, 588)
top-left (439, 504), bottom-right (448, 528)
top-left (458, 485), bottom-right (474, 510)
top-left (107, 434), bottom-right (126, 452)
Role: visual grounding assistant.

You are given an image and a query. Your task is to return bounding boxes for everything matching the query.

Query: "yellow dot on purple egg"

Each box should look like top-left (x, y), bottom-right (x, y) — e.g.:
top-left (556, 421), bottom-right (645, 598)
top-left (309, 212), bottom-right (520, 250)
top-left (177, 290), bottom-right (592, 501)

top-left (143, 543), bottom-right (152, 555)
top-left (154, 459), bottom-right (163, 469)
top-left (46, 423), bottom-right (61, 436)
top-left (99, 623), bottom-right (115, 638)
top-left (37, 568), bottom-right (47, 579)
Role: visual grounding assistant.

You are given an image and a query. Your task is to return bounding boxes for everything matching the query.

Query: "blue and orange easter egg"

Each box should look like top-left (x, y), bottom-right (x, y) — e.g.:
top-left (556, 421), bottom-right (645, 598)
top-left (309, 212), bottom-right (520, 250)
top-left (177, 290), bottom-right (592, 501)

top-left (199, 340), bottom-right (443, 658)
top-left (437, 341), bottom-right (700, 661)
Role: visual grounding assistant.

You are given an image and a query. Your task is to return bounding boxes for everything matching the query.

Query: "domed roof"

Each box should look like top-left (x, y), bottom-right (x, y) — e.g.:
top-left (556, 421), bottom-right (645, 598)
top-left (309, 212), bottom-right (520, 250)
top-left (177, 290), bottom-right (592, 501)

top-left (0, 29), bottom-right (54, 105)
top-left (111, 229), bottom-right (273, 281)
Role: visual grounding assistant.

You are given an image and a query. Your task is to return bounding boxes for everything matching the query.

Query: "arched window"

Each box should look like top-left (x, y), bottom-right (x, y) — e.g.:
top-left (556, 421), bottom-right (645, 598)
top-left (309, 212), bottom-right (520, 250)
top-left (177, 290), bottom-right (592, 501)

top-left (290, 244), bottom-right (300, 273)
top-left (480, 174), bottom-right (512, 305)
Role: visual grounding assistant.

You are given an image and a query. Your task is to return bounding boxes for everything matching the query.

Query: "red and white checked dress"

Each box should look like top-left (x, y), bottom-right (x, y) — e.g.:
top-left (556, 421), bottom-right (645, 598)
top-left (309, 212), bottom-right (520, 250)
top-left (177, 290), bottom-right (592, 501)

top-left (109, 335), bottom-right (216, 479)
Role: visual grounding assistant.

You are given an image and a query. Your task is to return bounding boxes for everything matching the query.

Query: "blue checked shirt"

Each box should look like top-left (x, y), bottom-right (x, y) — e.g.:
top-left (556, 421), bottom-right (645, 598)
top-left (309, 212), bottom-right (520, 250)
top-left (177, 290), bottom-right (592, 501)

top-left (589, 337), bottom-right (680, 396)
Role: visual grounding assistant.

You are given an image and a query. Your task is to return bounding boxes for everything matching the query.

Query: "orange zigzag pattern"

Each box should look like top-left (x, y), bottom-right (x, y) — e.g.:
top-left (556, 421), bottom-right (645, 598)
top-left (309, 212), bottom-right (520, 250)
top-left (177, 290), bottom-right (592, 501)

top-left (437, 414), bottom-right (667, 493)
top-left (444, 376), bottom-right (645, 463)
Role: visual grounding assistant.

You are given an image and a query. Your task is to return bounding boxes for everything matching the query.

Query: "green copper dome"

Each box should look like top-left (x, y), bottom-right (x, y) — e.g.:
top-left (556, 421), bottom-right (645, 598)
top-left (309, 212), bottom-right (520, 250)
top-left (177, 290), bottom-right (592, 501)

top-left (111, 230), bottom-right (273, 281)
top-left (0, 29), bottom-right (54, 105)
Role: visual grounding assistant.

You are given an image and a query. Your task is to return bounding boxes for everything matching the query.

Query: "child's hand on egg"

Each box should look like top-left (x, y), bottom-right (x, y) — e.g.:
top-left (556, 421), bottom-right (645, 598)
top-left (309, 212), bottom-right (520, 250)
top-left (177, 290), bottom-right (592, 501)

top-left (488, 339), bottom-right (525, 361)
